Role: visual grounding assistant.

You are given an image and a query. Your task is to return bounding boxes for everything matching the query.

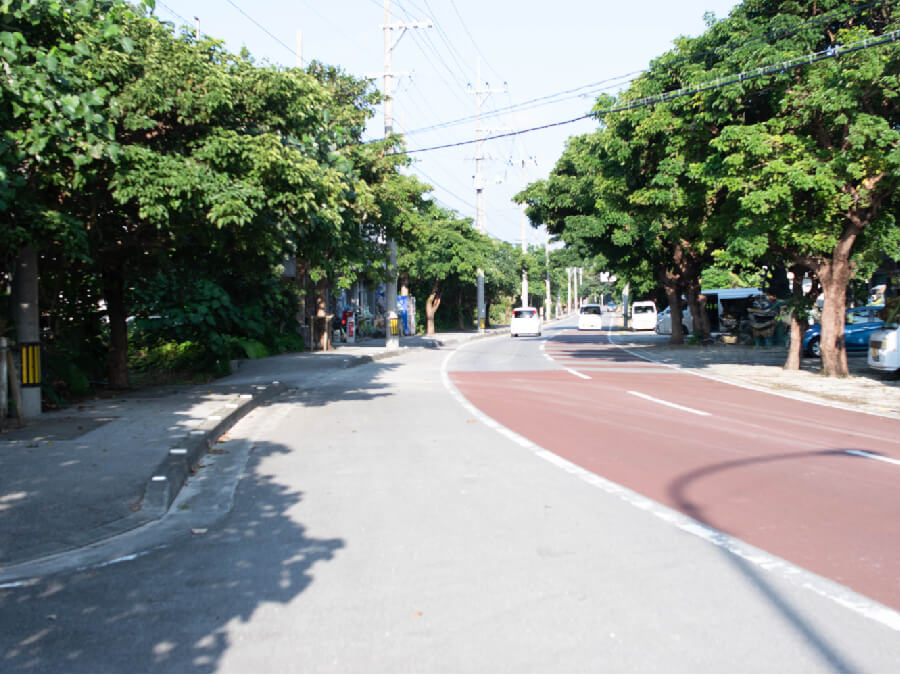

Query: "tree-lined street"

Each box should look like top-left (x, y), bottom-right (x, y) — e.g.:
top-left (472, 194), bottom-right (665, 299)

top-left (2, 326), bottom-right (899, 671)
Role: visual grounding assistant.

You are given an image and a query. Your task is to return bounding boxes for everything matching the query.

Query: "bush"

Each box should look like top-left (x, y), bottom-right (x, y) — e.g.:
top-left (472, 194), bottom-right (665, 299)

top-left (130, 340), bottom-right (206, 374)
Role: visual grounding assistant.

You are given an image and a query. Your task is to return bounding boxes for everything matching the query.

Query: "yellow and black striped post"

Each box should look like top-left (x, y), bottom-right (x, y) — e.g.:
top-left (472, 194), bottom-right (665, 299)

top-left (20, 342), bottom-right (40, 388)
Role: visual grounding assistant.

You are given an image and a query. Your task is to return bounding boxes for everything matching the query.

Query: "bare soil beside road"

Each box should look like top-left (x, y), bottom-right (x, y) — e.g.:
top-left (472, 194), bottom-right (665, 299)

top-left (609, 331), bottom-right (900, 420)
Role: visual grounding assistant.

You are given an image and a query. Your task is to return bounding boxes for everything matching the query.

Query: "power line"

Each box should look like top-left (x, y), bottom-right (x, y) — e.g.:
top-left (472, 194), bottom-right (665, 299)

top-left (393, 29), bottom-right (900, 155)
top-left (403, 0), bottom-right (899, 138)
top-left (223, 0), bottom-right (299, 63)
top-left (404, 71), bottom-right (643, 136)
top-left (449, 0), bottom-right (502, 82)
top-left (155, 1), bottom-right (190, 27)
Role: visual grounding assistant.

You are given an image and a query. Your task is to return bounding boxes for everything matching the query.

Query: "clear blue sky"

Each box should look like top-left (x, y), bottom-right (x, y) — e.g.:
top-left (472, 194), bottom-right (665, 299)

top-left (154, 0), bottom-right (741, 245)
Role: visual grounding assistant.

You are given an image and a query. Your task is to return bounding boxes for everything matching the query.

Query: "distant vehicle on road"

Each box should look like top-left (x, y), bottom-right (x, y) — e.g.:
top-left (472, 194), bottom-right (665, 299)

top-left (655, 305), bottom-right (693, 336)
top-left (577, 304), bottom-right (604, 330)
top-left (868, 302), bottom-right (899, 373)
top-left (630, 301), bottom-right (657, 331)
top-left (803, 306), bottom-right (883, 357)
top-left (605, 300), bottom-right (617, 312)
top-left (510, 306), bottom-right (542, 337)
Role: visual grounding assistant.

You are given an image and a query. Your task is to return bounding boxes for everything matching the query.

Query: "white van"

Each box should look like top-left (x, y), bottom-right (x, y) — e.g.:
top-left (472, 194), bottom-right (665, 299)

top-left (868, 302), bottom-right (899, 373)
top-left (630, 300), bottom-right (657, 331)
top-left (510, 306), bottom-right (542, 337)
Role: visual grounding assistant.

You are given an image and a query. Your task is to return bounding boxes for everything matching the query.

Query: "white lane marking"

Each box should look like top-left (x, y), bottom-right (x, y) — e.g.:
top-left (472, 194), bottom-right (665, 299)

top-left (845, 450), bottom-right (900, 467)
top-left (540, 339), bottom-right (591, 379)
top-left (441, 341), bottom-right (900, 633)
top-left (627, 390), bottom-right (711, 416)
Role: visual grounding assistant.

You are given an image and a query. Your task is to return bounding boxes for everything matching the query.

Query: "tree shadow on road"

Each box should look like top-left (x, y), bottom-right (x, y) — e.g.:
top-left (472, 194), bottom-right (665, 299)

top-left (665, 448), bottom-right (900, 673)
top-left (0, 360), bottom-right (408, 672)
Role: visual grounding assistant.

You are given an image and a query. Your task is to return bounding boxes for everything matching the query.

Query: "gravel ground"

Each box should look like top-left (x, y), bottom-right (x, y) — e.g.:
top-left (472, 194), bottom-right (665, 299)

top-left (609, 329), bottom-right (900, 420)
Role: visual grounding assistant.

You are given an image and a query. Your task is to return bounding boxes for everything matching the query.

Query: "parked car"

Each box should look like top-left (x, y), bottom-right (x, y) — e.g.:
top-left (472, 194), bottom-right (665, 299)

top-left (510, 306), bottom-right (542, 337)
top-left (578, 304), bottom-right (604, 330)
top-left (630, 300), bottom-right (658, 331)
top-left (655, 305), bottom-right (694, 335)
top-left (868, 302), bottom-right (900, 374)
top-left (802, 306), bottom-right (884, 357)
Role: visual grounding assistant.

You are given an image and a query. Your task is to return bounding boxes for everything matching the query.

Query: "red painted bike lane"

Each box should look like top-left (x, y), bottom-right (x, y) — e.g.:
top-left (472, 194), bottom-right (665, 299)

top-left (450, 332), bottom-right (900, 611)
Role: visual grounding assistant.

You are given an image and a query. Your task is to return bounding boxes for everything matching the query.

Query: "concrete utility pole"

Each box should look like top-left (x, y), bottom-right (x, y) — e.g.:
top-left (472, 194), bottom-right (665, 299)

top-left (574, 267), bottom-right (580, 311)
top-left (544, 226), bottom-right (551, 321)
top-left (12, 247), bottom-right (40, 419)
top-left (566, 267), bottom-right (572, 314)
top-left (469, 64), bottom-right (506, 331)
top-left (519, 156), bottom-right (536, 308)
top-left (382, 0), bottom-right (431, 347)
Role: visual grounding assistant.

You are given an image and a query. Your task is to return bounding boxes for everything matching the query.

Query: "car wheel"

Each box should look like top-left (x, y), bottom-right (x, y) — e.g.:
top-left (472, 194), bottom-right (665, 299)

top-left (808, 337), bottom-right (821, 358)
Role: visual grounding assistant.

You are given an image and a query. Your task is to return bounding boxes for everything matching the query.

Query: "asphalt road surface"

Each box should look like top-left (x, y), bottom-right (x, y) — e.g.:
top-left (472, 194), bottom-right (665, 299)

top-left (2, 319), bottom-right (899, 672)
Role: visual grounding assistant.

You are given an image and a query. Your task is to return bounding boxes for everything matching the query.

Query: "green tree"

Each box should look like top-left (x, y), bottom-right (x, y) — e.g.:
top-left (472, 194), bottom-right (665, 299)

top-left (400, 202), bottom-right (487, 335)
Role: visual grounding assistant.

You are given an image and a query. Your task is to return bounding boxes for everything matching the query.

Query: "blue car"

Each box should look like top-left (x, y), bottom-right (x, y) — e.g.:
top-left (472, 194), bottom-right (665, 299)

top-left (802, 306), bottom-right (884, 357)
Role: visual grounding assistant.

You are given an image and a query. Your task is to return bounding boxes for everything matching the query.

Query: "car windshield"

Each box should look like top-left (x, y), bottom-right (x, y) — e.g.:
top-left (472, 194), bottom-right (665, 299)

top-left (633, 305), bottom-right (654, 313)
top-left (580, 306), bottom-right (602, 315)
top-left (514, 309), bottom-right (536, 318)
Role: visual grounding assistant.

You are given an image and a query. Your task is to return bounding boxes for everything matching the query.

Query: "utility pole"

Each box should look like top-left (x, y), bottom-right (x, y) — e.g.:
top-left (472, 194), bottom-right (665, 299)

top-left (468, 64), bottom-right (506, 331)
top-left (382, 0), bottom-right (430, 347)
top-left (12, 247), bottom-right (40, 419)
top-left (566, 267), bottom-right (572, 314)
top-left (519, 156), bottom-right (536, 308)
top-left (544, 226), bottom-right (551, 321)
top-left (574, 267), bottom-right (580, 311)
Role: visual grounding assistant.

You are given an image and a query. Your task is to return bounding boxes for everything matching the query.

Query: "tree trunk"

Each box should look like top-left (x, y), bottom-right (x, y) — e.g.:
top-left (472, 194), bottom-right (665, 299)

top-left (656, 267), bottom-right (682, 345)
top-left (102, 259), bottom-right (130, 390)
top-left (686, 280), bottom-right (711, 341)
top-left (313, 276), bottom-right (331, 351)
top-left (425, 282), bottom-right (442, 335)
top-left (818, 259), bottom-right (850, 377)
top-left (783, 269), bottom-right (809, 371)
top-left (667, 289), bottom-right (685, 345)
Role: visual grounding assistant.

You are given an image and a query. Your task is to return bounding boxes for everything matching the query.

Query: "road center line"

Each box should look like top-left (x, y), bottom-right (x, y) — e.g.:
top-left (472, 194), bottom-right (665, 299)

top-left (845, 450), bottom-right (900, 467)
top-left (627, 390), bottom-right (711, 416)
top-left (441, 341), bottom-right (900, 633)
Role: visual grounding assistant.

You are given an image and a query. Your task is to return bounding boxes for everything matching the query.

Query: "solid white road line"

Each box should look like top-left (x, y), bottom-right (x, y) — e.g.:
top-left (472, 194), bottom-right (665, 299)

top-left (441, 342), bottom-right (900, 633)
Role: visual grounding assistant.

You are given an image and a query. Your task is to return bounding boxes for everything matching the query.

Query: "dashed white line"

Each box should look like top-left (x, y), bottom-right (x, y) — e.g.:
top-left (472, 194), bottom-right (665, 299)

top-left (540, 341), bottom-right (591, 379)
top-left (441, 342), bottom-right (900, 633)
top-left (845, 450), bottom-right (900, 467)
top-left (627, 390), bottom-right (712, 416)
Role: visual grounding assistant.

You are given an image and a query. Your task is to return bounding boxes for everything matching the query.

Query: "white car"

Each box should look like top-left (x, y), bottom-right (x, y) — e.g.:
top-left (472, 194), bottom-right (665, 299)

top-left (578, 304), bottom-right (604, 330)
top-left (655, 305), bottom-right (694, 335)
top-left (630, 300), bottom-right (658, 331)
top-left (510, 306), bottom-right (542, 337)
top-left (868, 303), bottom-right (899, 373)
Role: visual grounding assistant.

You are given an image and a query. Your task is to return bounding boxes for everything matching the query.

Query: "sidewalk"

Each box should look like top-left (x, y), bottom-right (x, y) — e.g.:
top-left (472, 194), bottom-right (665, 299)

top-left (0, 329), bottom-right (505, 575)
top-left (1, 321), bottom-right (897, 578)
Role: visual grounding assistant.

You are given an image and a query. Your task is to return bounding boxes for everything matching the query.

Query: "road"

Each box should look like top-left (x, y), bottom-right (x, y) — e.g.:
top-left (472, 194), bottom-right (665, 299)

top-left (2, 319), bottom-right (899, 672)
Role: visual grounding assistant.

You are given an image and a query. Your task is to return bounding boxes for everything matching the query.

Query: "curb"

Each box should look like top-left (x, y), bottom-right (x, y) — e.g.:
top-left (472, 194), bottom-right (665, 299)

top-left (141, 381), bottom-right (289, 516)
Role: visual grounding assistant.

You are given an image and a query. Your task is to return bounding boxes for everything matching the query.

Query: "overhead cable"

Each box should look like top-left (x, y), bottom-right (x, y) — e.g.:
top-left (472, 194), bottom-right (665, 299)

top-left (394, 29), bottom-right (900, 155)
